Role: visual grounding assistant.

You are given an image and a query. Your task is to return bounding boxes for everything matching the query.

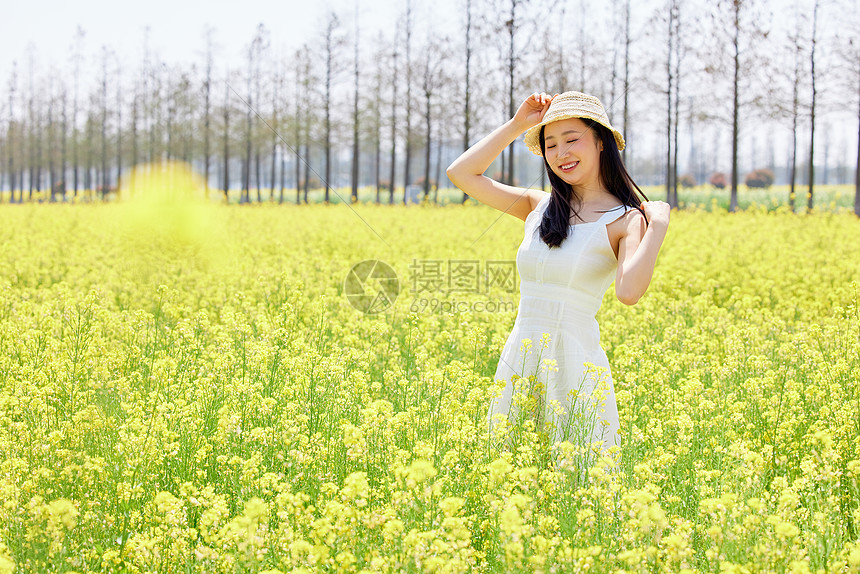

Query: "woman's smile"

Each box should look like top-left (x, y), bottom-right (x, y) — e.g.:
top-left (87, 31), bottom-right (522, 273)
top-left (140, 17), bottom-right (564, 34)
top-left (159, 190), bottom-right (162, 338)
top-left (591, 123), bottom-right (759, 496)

top-left (558, 160), bottom-right (579, 172)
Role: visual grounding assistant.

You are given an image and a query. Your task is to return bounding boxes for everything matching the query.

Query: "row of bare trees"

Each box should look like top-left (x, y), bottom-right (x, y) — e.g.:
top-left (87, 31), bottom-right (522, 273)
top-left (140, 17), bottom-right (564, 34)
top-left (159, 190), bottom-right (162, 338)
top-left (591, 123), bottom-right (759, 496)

top-left (1, 0), bottom-right (858, 214)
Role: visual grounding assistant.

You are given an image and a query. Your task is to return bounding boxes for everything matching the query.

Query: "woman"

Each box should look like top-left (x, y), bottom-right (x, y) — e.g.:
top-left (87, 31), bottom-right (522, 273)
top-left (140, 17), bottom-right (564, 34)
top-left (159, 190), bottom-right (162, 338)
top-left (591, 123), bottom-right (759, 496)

top-left (446, 91), bottom-right (670, 465)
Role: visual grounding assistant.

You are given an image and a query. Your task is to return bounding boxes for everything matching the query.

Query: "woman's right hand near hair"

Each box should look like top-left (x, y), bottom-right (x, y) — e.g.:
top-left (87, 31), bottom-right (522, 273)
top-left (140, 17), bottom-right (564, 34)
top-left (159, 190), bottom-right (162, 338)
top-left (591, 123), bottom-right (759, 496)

top-left (512, 92), bottom-right (556, 130)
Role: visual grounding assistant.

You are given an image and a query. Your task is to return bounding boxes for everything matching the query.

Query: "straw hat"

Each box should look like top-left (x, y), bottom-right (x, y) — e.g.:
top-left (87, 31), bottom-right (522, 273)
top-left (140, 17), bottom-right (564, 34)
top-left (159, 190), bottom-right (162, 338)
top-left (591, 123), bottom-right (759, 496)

top-left (523, 91), bottom-right (625, 155)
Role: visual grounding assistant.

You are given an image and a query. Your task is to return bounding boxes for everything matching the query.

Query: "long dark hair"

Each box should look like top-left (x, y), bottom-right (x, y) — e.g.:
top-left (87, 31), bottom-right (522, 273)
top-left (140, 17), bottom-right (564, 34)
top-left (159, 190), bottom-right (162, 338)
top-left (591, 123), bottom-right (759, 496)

top-left (538, 119), bottom-right (649, 248)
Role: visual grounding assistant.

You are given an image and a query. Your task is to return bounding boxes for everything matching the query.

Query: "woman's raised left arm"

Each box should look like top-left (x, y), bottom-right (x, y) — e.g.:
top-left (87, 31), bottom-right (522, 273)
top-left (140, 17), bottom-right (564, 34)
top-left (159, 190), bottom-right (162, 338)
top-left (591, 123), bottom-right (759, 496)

top-left (614, 201), bottom-right (670, 305)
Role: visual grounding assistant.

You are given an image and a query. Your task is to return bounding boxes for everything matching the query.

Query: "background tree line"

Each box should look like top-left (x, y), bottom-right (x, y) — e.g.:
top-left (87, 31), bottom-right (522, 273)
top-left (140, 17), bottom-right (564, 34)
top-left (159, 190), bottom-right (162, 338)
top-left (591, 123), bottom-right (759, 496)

top-left (1, 0), bottom-right (858, 214)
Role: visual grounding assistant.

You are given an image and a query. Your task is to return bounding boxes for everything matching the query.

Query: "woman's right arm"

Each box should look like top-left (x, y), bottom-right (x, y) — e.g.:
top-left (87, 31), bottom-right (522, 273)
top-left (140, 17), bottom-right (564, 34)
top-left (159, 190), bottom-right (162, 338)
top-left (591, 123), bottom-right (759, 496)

top-left (446, 92), bottom-right (554, 222)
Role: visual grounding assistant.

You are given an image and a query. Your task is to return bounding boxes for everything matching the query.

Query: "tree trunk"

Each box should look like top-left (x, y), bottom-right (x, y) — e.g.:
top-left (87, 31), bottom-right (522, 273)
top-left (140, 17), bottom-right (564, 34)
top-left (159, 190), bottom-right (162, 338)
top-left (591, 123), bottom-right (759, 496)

top-left (29, 64), bottom-right (41, 201)
top-left (789, 28), bottom-right (800, 211)
top-left (403, 0), bottom-right (413, 204)
top-left (622, 0), bottom-right (630, 165)
top-left (243, 46), bottom-right (253, 204)
top-left (203, 31), bottom-right (212, 201)
top-left (34, 122), bottom-right (41, 199)
top-left (270, 74), bottom-right (277, 203)
top-left (665, 1), bottom-right (673, 205)
top-left (807, 0), bottom-right (818, 212)
top-left (672, 81), bottom-right (680, 207)
top-left (505, 0), bottom-right (516, 186)
top-left (47, 81), bottom-right (55, 201)
top-left (254, 85), bottom-right (261, 204)
top-left (577, 0), bottom-right (586, 89)
top-left (222, 80), bottom-right (230, 202)
top-left (351, 0), bottom-right (360, 203)
top-left (115, 68), bottom-right (122, 194)
top-left (303, 142), bottom-right (310, 203)
top-left (609, 3), bottom-right (618, 119)
top-left (270, 130), bottom-right (276, 202)
top-left (323, 14), bottom-right (335, 204)
top-left (855, 67), bottom-right (859, 217)
top-left (462, 0), bottom-right (472, 203)
top-left (302, 50), bottom-right (311, 208)
top-left (375, 123), bottom-right (381, 204)
top-left (72, 33), bottom-right (82, 199)
top-left (1, 133), bottom-right (6, 203)
top-left (166, 78), bottom-right (174, 163)
top-left (374, 51), bottom-right (382, 204)
top-left (7, 75), bottom-right (16, 203)
top-left (434, 136), bottom-right (442, 204)
top-left (130, 91), bottom-right (138, 198)
top-left (295, 50), bottom-right (303, 204)
top-left (424, 88), bottom-right (431, 201)
top-left (101, 51), bottom-right (108, 200)
top-left (729, 0), bottom-right (740, 213)
top-left (790, 104), bottom-right (798, 211)
top-left (389, 44), bottom-right (398, 205)
top-left (86, 115), bottom-right (93, 200)
top-left (279, 132), bottom-right (285, 204)
top-left (148, 60), bottom-right (157, 166)
top-left (294, 111), bottom-right (301, 204)
top-left (671, 0), bottom-right (680, 208)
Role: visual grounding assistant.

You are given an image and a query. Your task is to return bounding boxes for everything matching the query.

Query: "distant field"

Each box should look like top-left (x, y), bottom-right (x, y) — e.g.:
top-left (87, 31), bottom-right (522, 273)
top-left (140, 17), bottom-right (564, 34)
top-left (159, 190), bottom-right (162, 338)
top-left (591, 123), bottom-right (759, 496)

top-left (1, 183), bottom-right (857, 213)
top-left (0, 198), bottom-right (858, 572)
top-left (643, 183), bottom-right (858, 212)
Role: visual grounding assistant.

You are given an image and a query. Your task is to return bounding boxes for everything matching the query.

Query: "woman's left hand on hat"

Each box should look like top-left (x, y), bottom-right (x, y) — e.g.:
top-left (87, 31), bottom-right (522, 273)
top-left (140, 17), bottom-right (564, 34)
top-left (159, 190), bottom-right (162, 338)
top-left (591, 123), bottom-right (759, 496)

top-left (513, 92), bottom-right (556, 130)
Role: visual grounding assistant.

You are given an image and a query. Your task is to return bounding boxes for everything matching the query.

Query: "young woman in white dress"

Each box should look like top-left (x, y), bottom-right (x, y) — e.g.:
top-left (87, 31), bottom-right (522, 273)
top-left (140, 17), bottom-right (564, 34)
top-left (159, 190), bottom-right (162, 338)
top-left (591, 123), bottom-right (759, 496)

top-left (447, 91), bottom-right (670, 467)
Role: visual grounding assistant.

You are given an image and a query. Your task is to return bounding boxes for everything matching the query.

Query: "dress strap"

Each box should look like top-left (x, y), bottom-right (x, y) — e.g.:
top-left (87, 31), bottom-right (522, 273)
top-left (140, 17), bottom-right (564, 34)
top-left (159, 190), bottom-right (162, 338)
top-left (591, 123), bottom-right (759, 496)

top-left (537, 192), bottom-right (552, 212)
top-left (525, 193), bottom-right (552, 227)
top-left (596, 204), bottom-right (630, 225)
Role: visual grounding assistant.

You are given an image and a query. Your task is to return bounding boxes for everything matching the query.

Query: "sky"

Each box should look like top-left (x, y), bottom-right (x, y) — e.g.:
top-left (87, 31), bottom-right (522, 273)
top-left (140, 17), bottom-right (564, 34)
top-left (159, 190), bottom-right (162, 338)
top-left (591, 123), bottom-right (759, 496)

top-left (1, 0), bottom-right (460, 87)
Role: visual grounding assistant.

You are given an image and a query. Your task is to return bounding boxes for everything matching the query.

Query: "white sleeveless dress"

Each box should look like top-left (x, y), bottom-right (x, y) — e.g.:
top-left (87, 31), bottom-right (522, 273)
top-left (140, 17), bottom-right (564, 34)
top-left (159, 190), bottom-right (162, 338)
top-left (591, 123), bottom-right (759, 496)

top-left (488, 192), bottom-right (628, 458)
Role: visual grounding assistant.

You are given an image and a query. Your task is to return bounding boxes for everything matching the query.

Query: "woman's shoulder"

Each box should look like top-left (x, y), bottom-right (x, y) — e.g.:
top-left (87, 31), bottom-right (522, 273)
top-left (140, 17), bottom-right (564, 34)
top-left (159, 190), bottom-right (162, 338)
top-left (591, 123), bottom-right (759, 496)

top-left (614, 204), bottom-right (647, 231)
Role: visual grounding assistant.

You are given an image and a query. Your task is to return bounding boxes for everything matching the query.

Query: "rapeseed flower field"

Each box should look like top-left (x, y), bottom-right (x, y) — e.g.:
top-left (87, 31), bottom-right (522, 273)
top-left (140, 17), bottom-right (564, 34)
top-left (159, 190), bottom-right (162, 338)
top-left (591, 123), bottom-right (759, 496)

top-left (1, 179), bottom-right (859, 572)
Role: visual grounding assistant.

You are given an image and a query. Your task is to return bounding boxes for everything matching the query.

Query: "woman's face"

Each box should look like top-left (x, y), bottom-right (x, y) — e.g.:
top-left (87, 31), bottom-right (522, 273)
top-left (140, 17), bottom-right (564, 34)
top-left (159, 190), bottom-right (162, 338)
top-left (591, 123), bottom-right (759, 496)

top-left (543, 117), bottom-right (603, 189)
